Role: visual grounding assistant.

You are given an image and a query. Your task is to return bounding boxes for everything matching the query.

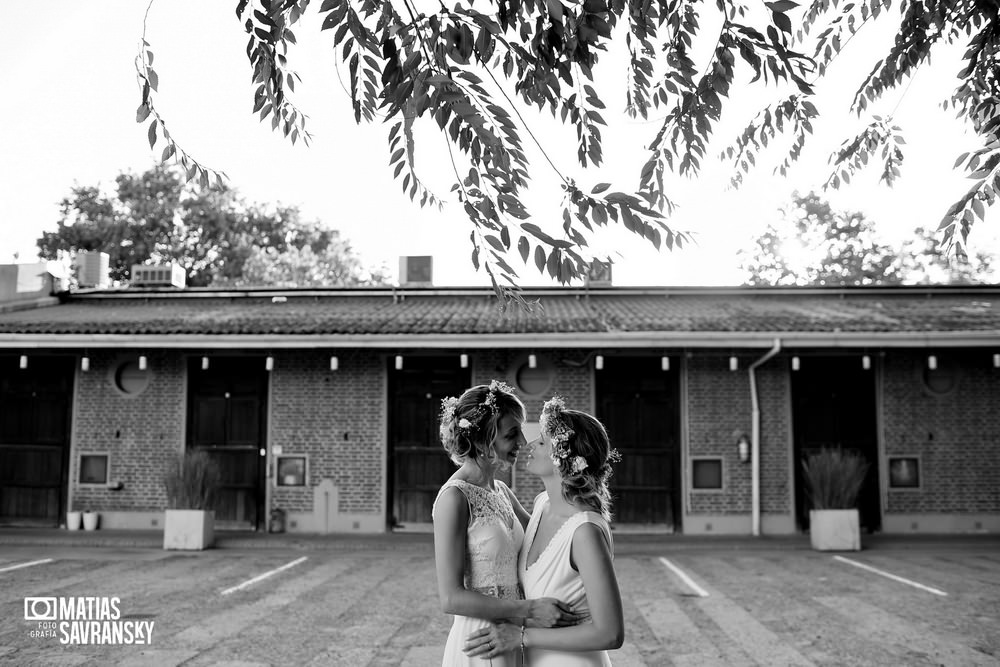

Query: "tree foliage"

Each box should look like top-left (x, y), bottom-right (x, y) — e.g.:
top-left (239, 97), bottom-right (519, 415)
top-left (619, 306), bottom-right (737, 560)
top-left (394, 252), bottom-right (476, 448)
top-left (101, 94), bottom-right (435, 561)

top-left (37, 165), bottom-right (386, 288)
top-left (739, 191), bottom-right (997, 286)
top-left (135, 0), bottom-right (1000, 305)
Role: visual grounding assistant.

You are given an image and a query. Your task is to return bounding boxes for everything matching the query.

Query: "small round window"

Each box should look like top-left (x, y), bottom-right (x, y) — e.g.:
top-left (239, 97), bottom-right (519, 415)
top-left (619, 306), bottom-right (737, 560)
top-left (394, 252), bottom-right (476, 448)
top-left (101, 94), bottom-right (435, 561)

top-left (510, 355), bottom-right (554, 397)
top-left (114, 361), bottom-right (149, 396)
top-left (921, 358), bottom-right (959, 396)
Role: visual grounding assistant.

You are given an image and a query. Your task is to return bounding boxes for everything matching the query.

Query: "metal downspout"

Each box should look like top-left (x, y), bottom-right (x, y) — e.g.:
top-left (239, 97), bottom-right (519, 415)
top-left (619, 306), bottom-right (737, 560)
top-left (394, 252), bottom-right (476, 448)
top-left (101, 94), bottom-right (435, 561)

top-left (749, 338), bottom-right (782, 536)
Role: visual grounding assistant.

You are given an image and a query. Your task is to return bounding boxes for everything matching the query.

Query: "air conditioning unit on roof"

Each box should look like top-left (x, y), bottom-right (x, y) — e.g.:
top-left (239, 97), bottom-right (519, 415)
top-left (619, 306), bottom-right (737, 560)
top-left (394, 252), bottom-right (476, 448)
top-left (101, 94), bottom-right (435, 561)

top-left (130, 263), bottom-right (186, 288)
top-left (399, 256), bottom-right (433, 286)
top-left (584, 260), bottom-right (613, 287)
top-left (75, 251), bottom-right (110, 289)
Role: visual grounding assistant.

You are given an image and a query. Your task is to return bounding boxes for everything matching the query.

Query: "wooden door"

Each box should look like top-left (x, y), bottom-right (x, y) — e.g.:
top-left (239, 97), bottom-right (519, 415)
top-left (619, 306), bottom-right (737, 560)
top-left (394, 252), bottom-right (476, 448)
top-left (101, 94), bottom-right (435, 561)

top-left (596, 357), bottom-right (681, 529)
top-left (388, 356), bottom-right (470, 528)
top-left (792, 356), bottom-right (881, 531)
top-left (187, 357), bottom-right (267, 529)
top-left (0, 356), bottom-right (73, 526)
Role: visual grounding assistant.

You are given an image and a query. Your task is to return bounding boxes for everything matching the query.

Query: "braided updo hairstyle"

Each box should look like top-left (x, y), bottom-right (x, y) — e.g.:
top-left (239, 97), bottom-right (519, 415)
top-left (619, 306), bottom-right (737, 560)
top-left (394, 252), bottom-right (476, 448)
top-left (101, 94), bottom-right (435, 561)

top-left (543, 405), bottom-right (617, 521)
top-left (439, 381), bottom-right (525, 466)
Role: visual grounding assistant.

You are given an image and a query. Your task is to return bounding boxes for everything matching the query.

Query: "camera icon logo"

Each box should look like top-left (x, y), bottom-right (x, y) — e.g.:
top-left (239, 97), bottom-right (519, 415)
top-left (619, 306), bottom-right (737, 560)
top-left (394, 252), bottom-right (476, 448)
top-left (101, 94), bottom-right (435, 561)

top-left (24, 597), bottom-right (57, 621)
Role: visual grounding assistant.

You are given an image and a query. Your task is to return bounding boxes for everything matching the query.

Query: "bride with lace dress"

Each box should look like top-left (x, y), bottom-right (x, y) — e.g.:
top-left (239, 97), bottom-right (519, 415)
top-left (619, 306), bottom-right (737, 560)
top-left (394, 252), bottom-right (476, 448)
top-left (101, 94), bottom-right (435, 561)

top-left (433, 382), bottom-right (582, 666)
top-left (462, 397), bottom-right (625, 665)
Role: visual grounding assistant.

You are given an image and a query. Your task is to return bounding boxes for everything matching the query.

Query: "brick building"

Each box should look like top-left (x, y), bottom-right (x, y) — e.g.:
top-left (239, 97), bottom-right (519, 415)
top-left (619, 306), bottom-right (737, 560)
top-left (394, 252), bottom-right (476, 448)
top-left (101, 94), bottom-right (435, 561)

top-left (1, 272), bottom-right (998, 536)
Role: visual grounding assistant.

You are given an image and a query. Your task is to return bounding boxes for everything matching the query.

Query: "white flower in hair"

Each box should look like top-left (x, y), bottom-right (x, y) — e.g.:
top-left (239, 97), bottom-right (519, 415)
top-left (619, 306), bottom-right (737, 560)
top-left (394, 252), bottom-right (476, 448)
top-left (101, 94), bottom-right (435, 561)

top-left (570, 456), bottom-right (588, 474)
top-left (458, 418), bottom-right (471, 429)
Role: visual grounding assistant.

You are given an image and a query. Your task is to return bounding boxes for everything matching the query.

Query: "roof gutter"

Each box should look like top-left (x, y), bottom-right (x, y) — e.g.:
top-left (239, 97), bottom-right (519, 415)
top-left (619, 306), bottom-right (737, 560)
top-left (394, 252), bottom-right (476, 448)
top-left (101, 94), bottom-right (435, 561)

top-left (0, 331), bottom-right (998, 349)
top-left (748, 338), bottom-right (782, 537)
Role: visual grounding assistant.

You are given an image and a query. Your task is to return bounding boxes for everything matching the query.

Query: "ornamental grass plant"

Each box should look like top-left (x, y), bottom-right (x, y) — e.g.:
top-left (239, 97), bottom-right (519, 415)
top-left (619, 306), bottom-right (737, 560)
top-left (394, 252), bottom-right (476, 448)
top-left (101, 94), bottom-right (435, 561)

top-left (802, 447), bottom-right (870, 510)
top-left (164, 450), bottom-right (221, 510)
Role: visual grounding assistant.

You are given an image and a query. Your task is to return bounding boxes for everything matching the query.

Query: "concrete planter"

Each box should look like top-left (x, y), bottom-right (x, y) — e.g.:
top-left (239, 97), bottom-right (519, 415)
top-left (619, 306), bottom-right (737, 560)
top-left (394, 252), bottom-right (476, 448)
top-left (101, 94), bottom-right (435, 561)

top-left (66, 511), bottom-right (82, 531)
top-left (163, 509), bottom-right (215, 550)
top-left (82, 511), bottom-right (100, 531)
top-left (809, 509), bottom-right (861, 551)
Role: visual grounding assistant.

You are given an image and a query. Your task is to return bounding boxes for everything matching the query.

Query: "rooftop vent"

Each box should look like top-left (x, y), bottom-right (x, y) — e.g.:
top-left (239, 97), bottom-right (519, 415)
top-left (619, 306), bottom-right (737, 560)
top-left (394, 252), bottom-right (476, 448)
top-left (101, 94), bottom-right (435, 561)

top-left (75, 251), bottom-right (110, 289)
top-left (131, 263), bottom-right (186, 288)
top-left (585, 260), bottom-right (613, 287)
top-left (399, 256), bottom-right (433, 286)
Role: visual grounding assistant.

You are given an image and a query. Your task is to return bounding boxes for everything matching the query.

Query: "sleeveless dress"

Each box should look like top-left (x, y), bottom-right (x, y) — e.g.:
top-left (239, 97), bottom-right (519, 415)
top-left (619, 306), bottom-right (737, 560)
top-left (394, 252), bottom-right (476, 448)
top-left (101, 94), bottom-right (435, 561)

top-left (519, 492), bottom-right (614, 666)
top-left (432, 479), bottom-right (525, 666)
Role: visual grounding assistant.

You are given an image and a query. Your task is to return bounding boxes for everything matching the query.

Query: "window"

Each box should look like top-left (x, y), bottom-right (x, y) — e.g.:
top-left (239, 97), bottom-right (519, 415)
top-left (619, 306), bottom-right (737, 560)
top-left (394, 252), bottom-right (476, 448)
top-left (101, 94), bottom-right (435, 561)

top-left (276, 455), bottom-right (308, 487)
top-left (691, 458), bottom-right (723, 490)
top-left (112, 360), bottom-right (150, 396)
top-left (509, 354), bottom-right (554, 397)
top-left (79, 454), bottom-right (109, 485)
top-left (889, 456), bottom-right (920, 489)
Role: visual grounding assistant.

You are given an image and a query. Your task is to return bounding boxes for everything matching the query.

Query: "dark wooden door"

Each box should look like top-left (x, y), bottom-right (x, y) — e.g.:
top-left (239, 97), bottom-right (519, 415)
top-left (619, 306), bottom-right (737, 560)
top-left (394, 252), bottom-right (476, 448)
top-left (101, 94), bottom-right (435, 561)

top-left (596, 357), bottom-right (681, 529)
top-left (187, 357), bottom-right (267, 529)
top-left (0, 356), bottom-right (74, 526)
top-left (388, 356), bottom-right (470, 528)
top-left (792, 356), bottom-right (881, 531)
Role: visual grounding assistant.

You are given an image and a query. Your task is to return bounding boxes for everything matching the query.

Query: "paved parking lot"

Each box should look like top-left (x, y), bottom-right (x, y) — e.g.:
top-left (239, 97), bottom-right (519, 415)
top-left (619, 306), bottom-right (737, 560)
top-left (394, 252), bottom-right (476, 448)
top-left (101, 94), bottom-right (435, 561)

top-left (0, 536), bottom-right (998, 666)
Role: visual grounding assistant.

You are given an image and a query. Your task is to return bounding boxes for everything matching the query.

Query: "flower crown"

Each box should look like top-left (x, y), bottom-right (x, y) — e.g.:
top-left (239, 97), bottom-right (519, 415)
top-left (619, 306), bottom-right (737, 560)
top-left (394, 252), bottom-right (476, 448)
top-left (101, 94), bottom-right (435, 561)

top-left (540, 396), bottom-right (621, 474)
top-left (440, 380), bottom-right (516, 440)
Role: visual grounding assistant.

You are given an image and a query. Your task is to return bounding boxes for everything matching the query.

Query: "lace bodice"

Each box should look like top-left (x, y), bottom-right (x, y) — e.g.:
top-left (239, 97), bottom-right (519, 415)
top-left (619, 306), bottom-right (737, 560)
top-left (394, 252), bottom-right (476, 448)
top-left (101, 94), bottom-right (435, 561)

top-left (433, 479), bottom-right (524, 596)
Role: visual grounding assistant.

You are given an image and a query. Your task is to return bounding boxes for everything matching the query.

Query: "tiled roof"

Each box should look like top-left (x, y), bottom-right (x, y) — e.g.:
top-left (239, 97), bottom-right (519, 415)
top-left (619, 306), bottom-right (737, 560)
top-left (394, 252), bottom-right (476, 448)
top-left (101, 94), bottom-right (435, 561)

top-left (0, 286), bottom-right (999, 347)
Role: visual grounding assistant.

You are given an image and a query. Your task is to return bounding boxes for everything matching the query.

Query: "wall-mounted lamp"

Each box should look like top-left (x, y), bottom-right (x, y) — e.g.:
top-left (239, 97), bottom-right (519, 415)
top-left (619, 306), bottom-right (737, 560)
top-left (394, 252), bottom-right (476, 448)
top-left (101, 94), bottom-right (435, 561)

top-left (81, 356), bottom-right (90, 372)
top-left (330, 356), bottom-right (339, 371)
top-left (459, 353), bottom-right (468, 369)
top-left (265, 356), bottom-right (274, 371)
top-left (737, 434), bottom-right (751, 463)
top-left (528, 354), bottom-right (537, 369)
top-left (595, 354), bottom-right (604, 370)
top-left (661, 356), bottom-right (670, 371)
top-left (993, 353), bottom-right (1000, 369)
top-left (729, 356), bottom-right (739, 372)
top-left (862, 355), bottom-right (871, 370)
top-left (19, 355), bottom-right (28, 369)
top-left (138, 355), bottom-right (148, 371)
top-left (927, 355), bottom-right (937, 370)
top-left (201, 356), bottom-right (210, 370)
top-left (395, 355), bottom-right (404, 370)
top-left (791, 356), bottom-right (800, 371)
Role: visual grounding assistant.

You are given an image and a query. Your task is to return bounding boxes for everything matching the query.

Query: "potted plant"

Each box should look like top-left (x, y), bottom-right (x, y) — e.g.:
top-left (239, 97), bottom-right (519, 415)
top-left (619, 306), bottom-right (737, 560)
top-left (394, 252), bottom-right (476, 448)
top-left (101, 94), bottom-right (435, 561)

top-left (802, 447), bottom-right (870, 551)
top-left (66, 509), bottom-right (82, 531)
top-left (163, 449), bottom-right (220, 550)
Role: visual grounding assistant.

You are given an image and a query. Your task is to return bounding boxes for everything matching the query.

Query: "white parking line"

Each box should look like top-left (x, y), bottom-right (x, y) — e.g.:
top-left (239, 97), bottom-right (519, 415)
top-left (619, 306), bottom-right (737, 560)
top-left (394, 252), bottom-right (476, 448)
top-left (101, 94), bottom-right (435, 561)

top-left (658, 557), bottom-right (709, 597)
top-left (833, 555), bottom-right (947, 596)
top-left (0, 558), bottom-right (54, 574)
top-left (220, 556), bottom-right (308, 596)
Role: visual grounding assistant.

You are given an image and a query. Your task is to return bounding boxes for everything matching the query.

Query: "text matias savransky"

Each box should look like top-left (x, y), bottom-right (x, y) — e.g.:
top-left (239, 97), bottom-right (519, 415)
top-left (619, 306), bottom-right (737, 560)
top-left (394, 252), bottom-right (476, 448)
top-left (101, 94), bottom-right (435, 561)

top-left (24, 596), bottom-right (154, 645)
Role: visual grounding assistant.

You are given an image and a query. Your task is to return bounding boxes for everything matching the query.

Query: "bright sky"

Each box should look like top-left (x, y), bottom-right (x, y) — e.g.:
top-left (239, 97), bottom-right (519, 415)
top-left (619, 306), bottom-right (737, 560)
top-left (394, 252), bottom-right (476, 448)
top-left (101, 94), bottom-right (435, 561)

top-left (1, 2), bottom-right (996, 286)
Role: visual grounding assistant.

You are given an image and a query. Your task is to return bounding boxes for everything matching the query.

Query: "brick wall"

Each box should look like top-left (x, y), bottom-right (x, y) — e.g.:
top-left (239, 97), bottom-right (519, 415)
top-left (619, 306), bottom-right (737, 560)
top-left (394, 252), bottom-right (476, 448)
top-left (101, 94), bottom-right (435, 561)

top-left (70, 351), bottom-right (185, 512)
top-left (686, 353), bottom-right (792, 516)
top-left (483, 348), bottom-right (593, 508)
top-left (269, 350), bottom-right (384, 515)
top-left (883, 351), bottom-right (1000, 513)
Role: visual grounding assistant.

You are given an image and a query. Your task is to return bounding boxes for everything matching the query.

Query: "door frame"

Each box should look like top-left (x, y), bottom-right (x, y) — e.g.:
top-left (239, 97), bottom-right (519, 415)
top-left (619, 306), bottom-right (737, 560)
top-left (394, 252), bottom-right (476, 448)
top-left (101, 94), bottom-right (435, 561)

top-left (790, 353), bottom-right (882, 532)
top-left (385, 354), bottom-right (471, 531)
top-left (593, 354), bottom-right (682, 530)
top-left (185, 355), bottom-right (268, 530)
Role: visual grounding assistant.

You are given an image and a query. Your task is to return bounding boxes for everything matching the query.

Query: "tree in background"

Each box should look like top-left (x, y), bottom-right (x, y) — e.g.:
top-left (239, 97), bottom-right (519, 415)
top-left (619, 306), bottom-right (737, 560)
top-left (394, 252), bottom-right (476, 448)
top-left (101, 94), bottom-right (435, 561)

top-left (134, 0), bottom-right (999, 304)
top-left (37, 164), bottom-right (387, 287)
top-left (739, 192), bottom-right (997, 286)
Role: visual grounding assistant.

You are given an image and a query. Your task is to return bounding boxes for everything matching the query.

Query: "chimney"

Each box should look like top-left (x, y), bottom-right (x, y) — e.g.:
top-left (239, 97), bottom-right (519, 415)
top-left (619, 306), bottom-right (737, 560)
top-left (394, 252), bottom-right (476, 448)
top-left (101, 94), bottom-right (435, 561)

top-left (399, 256), bottom-right (433, 286)
top-left (75, 251), bottom-right (110, 289)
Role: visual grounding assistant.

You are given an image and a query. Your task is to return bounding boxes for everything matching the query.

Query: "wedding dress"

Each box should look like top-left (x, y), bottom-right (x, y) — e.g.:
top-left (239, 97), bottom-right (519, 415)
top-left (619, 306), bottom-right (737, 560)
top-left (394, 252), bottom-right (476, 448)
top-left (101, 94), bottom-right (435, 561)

top-left (518, 492), bottom-right (613, 666)
top-left (433, 479), bottom-right (525, 666)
